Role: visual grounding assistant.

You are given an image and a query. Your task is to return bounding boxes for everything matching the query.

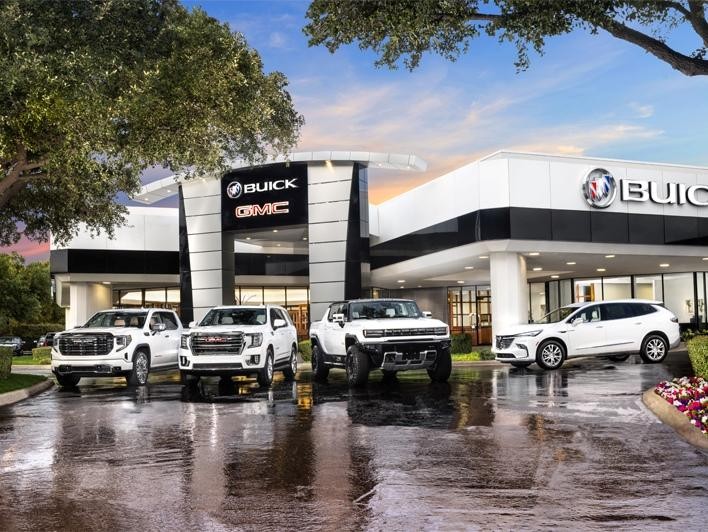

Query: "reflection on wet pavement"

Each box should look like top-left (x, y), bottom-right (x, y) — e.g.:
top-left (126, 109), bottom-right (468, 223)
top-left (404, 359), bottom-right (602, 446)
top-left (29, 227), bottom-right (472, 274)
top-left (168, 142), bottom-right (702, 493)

top-left (0, 353), bottom-right (706, 530)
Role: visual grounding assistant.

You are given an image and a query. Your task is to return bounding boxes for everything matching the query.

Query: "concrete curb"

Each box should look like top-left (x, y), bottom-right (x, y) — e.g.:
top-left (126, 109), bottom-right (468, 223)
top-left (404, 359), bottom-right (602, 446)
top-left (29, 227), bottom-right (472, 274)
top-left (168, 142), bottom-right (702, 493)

top-left (13, 364), bottom-right (51, 370)
top-left (642, 388), bottom-right (708, 451)
top-left (0, 378), bottom-right (53, 408)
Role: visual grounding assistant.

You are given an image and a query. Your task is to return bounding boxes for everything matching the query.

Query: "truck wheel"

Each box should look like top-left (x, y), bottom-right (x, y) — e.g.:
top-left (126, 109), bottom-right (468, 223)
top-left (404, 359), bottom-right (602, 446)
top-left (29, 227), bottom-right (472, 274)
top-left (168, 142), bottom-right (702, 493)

top-left (257, 348), bottom-right (274, 388)
top-left (427, 347), bottom-right (452, 383)
top-left (311, 344), bottom-right (329, 381)
top-left (55, 374), bottom-right (80, 388)
top-left (218, 376), bottom-right (235, 395)
top-left (180, 371), bottom-right (200, 386)
top-left (126, 349), bottom-right (150, 387)
top-left (535, 340), bottom-right (565, 370)
top-left (283, 345), bottom-right (298, 381)
top-left (640, 334), bottom-right (668, 363)
top-left (346, 345), bottom-right (370, 387)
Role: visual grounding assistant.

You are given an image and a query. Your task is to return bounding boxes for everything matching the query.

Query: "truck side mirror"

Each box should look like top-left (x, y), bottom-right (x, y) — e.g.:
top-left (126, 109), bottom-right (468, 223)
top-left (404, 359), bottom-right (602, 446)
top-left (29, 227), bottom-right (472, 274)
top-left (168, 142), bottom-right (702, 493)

top-left (188, 321), bottom-right (196, 328)
top-left (150, 322), bottom-right (166, 333)
top-left (422, 311), bottom-right (432, 318)
top-left (273, 318), bottom-right (286, 329)
top-left (332, 313), bottom-right (345, 327)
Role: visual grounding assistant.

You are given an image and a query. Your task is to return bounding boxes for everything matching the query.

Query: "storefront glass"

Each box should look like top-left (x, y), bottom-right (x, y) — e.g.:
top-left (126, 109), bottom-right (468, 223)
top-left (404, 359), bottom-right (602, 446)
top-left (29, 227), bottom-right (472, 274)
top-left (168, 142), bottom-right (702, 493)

top-left (663, 273), bottom-right (695, 325)
top-left (634, 274), bottom-right (663, 301)
top-left (602, 276), bottom-right (631, 300)
top-left (529, 283), bottom-right (546, 322)
top-left (574, 278), bottom-right (602, 302)
top-left (239, 287), bottom-right (263, 305)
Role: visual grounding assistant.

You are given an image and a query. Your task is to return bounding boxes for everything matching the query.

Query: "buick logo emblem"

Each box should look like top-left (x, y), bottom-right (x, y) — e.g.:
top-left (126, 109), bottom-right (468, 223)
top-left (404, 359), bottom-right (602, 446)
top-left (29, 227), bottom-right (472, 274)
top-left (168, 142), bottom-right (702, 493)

top-left (582, 168), bottom-right (617, 209)
top-left (226, 181), bottom-right (243, 199)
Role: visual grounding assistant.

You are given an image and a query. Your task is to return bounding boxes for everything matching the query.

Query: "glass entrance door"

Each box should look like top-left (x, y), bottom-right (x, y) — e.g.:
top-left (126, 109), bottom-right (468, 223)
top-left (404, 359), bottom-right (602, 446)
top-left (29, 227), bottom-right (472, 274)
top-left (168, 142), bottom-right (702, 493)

top-left (447, 286), bottom-right (493, 346)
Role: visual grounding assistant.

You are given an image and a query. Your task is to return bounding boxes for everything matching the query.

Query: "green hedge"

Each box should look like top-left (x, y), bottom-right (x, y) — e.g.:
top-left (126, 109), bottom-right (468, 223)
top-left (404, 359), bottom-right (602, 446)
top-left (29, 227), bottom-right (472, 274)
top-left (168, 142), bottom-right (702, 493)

top-left (0, 346), bottom-right (12, 380)
top-left (298, 339), bottom-right (312, 362)
top-left (687, 336), bottom-right (708, 379)
top-left (32, 347), bottom-right (52, 365)
top-left (450, 333), bottom-right (473, 354)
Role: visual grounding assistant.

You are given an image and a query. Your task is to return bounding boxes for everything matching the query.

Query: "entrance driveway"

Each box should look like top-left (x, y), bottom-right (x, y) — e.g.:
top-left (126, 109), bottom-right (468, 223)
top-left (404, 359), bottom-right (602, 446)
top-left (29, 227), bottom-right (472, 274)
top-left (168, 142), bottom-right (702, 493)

top-left (0, 353), bottom-right (705, 530)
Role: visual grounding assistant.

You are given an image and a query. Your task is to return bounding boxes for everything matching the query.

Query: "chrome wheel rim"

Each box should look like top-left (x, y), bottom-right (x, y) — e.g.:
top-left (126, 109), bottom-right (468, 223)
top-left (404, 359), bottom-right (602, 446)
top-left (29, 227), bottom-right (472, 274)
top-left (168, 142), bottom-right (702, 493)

top-left (646, 338), bottom-right (666, 361)
top-left (291, 349), bottom-right (297, 374)
top-left (267, 354), bottom-right (273, 380)
top-left (135, 353), bottom-right (148, 384)
top-left (541, 343), bottom-right (563, 367)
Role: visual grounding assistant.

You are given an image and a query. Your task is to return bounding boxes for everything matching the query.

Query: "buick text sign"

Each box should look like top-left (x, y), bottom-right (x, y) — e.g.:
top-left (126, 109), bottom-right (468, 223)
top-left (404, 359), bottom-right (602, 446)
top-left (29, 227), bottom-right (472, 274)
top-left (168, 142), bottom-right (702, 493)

top-left (221, 163), bottom-right (308, 231)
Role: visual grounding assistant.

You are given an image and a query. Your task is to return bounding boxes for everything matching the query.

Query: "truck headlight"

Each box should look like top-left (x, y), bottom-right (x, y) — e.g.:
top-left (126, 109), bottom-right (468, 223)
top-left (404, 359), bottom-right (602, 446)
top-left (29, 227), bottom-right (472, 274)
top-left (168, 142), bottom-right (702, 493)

top-left (433, 327), bottom-right (448, 336)
top-left (180, 334), bottom-right (190, 349)
top-left (115, 335), bottom-right (131, 351)
top-left (513, 330), bottom-right (542, 337)
top-left (246, 333), bottom-right (263, 348)
top-left (363, 329), bottom-right (384, 338)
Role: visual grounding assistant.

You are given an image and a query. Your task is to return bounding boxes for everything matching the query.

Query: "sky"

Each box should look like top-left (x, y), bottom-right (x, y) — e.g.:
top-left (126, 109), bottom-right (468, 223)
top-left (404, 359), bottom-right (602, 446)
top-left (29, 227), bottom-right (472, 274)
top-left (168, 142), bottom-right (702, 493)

top-left (5, 0), bottom-right (708, 261)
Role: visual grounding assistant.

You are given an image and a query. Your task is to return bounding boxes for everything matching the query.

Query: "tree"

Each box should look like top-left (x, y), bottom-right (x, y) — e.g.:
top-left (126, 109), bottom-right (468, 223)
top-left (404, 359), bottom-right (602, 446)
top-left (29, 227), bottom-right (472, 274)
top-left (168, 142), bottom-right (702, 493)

top-left (0, 0), bottom-right (303, 246)
top-left (304, 1), bottom-right (708, 75)
top-left (0, 253), bottom-right (41, 326)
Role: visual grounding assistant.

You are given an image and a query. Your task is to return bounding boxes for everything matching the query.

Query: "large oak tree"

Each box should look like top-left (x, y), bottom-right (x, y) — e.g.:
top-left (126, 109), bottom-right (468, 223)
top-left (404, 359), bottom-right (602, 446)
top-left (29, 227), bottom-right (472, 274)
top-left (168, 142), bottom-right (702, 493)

top-left (304, 1), bottom-right (708, 74)
top-left (0, 0), bottom-right (303, 245)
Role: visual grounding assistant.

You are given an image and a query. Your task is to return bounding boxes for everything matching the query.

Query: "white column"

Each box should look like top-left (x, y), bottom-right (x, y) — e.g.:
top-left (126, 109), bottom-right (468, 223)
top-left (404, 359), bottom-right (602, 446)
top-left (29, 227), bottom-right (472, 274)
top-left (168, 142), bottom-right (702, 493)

top-left (489, 252), bottom-right (528, 340)
top-left (65, 283), bottom-right (112, 329)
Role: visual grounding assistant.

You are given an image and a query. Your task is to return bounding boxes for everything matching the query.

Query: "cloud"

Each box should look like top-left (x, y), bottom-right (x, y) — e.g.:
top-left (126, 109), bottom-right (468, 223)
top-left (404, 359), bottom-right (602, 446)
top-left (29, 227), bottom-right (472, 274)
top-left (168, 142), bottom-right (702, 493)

top-left (629, 102), bottom-right (654, 118)
top-left (0, 237), bottom-right (49, 263)
top-left (268, 31), bottom-right (287, 49)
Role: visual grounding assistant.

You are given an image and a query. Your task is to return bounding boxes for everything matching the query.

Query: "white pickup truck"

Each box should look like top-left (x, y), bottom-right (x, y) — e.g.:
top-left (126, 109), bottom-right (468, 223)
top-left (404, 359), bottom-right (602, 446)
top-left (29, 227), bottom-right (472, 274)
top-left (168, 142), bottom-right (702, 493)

top-left (309, 298), bottom-right (452, 386)
top-left (51, 308), bottom-right (182, 387)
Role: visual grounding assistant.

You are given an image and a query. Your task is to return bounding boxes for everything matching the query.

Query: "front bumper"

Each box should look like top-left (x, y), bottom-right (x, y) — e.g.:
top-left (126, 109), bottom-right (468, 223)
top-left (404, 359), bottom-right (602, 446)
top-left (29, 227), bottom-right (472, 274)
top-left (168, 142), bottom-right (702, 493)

top-left (179, 346), bottom-right (266, 375)
top-left (492, 336), bottom-right (538, 362)
top-left (361, 339), bottom-right (450, 371)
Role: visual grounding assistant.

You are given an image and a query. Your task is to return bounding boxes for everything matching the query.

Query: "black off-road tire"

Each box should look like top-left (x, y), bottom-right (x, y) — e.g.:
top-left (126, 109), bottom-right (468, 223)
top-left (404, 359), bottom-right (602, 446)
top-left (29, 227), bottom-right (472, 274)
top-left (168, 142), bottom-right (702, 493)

top-left (283, 345), bottom-right (298, 381)
top-left (346, 344), bottom-right (370, 387)
top-left (218, 376), bottom-right (235, 395)
top-left (427, 347), bottom-right (452, 383)
top-left (257, 348), bottom-right (274, 388)
top-left (535, 340), bottom-right (565, 370)
top-left (126, 350), bottom-right (150, 387)
top-left (180, 371), bottom-right (200, 386)
top-left (639, 334), bottom-right (668, 364)
top-left (55, 373), bottom-right (80, 388)
top-left (311, 343), bottom-right (329, 381)
top-left (608, 354), bottom-right (631, 362)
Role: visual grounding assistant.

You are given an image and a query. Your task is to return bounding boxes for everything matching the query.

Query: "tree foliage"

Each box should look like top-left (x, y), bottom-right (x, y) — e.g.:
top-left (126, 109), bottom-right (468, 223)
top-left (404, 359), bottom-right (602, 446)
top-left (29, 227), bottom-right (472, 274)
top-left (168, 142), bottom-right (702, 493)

top-left (0, 253), bottom-right (62, 328)
top-left (305, 1), bottom-right (708, 74)
top-left (0, 0), bottom-right (303, 245)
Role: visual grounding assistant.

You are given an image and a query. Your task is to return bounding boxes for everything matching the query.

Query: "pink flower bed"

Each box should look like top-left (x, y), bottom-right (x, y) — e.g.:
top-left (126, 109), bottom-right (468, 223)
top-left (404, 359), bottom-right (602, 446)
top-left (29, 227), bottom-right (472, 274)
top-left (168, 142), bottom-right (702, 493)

top-left (655, 377), bottom-right (708, 435)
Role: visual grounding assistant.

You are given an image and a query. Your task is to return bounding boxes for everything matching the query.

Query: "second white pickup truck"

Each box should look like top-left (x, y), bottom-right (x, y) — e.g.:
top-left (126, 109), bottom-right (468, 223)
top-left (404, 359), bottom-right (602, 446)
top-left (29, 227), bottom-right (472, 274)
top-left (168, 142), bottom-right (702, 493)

top-left (309, 298), bottom-right (452, 386)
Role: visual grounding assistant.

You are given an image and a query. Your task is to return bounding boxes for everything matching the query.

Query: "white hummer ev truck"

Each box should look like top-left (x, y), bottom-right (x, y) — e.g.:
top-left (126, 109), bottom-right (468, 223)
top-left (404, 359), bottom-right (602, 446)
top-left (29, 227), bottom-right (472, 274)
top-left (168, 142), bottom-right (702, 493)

top-left (51, 308), bottom-right (182, 387)
top-left (179, 305), bottom-right (298, 388)
top-left (309, 299), bottom-right (452, 386)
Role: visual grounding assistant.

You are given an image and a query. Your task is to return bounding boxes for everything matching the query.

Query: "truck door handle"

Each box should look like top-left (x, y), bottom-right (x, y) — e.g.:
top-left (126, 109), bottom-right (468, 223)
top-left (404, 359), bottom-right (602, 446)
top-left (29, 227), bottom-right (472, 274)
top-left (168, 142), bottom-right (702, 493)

top-left (595, 325), bottom-right (603, 329)
top-left (634, 322), bottom-right (642, 325)
top-left (165, 334), bottom-right (170, 337)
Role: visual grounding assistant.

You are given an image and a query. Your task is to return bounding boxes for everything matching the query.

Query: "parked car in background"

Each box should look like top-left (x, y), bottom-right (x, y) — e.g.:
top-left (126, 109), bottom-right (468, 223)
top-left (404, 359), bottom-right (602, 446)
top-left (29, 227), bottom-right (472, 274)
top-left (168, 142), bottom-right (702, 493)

top-left (37, 332), bottom-right (59, 348)
top-left (51, 309), bottom-right (182, 388)
top-left (0, 336), bottom-right (23, 356)
top-left (493, 299), bottom-right (680, 370)
top-left (179, 305), bottom-right (298, 388)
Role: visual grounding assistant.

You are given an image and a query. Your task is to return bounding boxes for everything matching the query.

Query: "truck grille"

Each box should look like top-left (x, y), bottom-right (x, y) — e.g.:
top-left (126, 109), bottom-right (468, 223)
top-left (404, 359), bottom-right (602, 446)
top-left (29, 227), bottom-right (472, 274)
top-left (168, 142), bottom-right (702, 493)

top-left (191, 333), bottom-right (244, 356)
top-left (384, 328), bottom-right (445, 337)
top-left (496, 336), bottom-right (514, 350)
top-left (57, 334), bottom-right (113, 357)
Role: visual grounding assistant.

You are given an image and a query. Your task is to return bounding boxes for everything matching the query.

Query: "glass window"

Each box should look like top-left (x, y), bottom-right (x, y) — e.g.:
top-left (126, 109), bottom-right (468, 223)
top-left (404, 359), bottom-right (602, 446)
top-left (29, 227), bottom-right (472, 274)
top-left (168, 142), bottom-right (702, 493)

top-left (239, 287), bottom-right (263, 305)
top-left (286, 288), bottom-right (308, 305)
top-left (200, 308), bottom-right (267, 326)
top-left (634, 275), bottom-right (663, 302)
top-left (120, 290), bottom-right (143, 306)
top-left (548, 281), bottom-right (559, 315)
top-left (574, 305), bottom-right (601, 323)
top-left (698, 273), bottom-right (706, 327)
top-left (560, 279), bottom-right (572, 306)
top-left (158, 312), bottom-right (179, 330)
top-left (263, 287), bottom-right (286, 305)
top-left (662, 273), bottom-right (695, 325)
top-left (144, 289), bottom-right (166, 307)
top-left (574, 278), bottom-right (601, 302)
top-left (327, 303), bottom-right (345, 321)
top-left (601, 303), bottom-right (633, 321)
top-left (349, 300), bottom-right (421, 320)
top-left (634, 303), bottom-right (657, 316)
top-left (602, 276), bottom-right (631, 300)
top-left (166, 288), bottom-right (180, 304)
top-left (529, 282), bottom-right (546, 322)
top-left (85, 311), bottom-right (147, 328)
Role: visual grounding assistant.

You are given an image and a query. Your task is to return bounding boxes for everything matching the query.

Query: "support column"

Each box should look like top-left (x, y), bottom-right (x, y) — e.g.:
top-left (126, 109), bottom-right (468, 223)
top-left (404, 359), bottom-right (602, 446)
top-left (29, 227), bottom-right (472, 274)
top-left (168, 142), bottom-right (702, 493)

top-left (489, 252), bottom-right (528, 341)
top-left (65, 283), bottom-right (112, 329)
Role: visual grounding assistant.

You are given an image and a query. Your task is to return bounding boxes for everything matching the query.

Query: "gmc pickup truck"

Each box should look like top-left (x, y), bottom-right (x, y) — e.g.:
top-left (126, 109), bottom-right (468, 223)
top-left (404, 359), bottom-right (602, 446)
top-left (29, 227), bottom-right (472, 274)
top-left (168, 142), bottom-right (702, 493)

top-left (309, 298), bottom-right (451, 386)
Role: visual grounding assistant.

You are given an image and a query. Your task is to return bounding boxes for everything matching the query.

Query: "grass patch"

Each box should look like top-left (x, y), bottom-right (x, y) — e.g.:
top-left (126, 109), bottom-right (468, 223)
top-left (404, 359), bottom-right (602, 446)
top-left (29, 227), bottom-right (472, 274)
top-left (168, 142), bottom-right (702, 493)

top-left (11, 355), bottom-right (48, 365)
top-left (452, 350), bottom-right (496, 362)
top-left (0, 373), bottom-right (47, 394)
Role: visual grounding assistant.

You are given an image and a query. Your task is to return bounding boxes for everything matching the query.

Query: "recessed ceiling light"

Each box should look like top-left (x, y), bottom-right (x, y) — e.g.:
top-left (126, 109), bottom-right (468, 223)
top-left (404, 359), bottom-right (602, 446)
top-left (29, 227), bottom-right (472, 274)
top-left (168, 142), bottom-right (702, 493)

top-left (566, 261), bottom-right (576, 265)
top-left (102, 281), bottom-right (111, 285)
top-left (605, 255), bottom-right (615, 258)
top-left (551, 275), bottom-right (559, 279)
top-left (539, 292), bottom-right (545, 296)
top-left (528, 252), bottom-right (540, 256)
top-left (273, 229), bottom-right (278, 233)
top-left (457, 280), bottom-right (465, 284)
top-left (464, 266), bottom-right (474, 270)
top-left (276, 243), bottom-right (281, 247)
top-left (479, 255), bottom-right (488, 259)
top-left (703, 257), bottom-right (708, 261)
top-left (303, 237), bottom-right (307, 241)
top-left (597, 268), bottom-right (606, 272)
top-left (532, 267), bottom-right (542, 271)
top-left (417, 285), bottom-right (422, 288)
top-left (245, 237), bottom-right (251, 240)
top-left (659, 263), bottom-right (670, 268)
top-left (397, 279), bottom-right (405, 283)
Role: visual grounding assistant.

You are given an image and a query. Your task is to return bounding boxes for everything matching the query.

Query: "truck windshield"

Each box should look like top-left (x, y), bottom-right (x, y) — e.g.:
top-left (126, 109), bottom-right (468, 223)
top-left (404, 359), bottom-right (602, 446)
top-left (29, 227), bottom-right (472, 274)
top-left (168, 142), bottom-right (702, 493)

top-left (349, 300), bottom-right (422, 320)
top-left (200, 308), bottom-right (267, 326)
top-left (534, 306), bottom-right (577, 324)
top-left (84, 312), bottom-right (147, 328)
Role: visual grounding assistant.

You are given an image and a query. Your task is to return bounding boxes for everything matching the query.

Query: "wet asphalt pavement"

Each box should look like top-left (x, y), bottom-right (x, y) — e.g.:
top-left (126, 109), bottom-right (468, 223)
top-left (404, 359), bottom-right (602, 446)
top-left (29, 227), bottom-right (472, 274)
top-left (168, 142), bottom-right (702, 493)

top-left (0, 354), bottom-right (706, 531)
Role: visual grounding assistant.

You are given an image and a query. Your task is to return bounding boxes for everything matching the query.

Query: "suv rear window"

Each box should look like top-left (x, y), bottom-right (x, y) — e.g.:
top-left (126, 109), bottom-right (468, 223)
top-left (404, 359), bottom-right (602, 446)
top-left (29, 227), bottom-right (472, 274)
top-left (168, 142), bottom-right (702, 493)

top-left (633, 303), bottom-right (658, 316)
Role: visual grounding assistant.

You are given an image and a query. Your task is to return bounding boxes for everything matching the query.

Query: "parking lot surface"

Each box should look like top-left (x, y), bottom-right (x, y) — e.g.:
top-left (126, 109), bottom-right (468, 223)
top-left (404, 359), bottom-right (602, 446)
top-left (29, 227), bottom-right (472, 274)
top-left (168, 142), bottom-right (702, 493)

top-left (0, 353), bottom-right (706, 531)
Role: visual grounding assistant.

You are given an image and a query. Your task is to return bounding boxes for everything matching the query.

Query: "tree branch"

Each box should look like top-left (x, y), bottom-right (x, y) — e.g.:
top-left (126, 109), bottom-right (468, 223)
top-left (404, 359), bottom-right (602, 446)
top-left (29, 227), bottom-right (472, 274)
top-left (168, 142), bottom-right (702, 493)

top-left (687, 0), bottom-right (708, 47)
top-left (601, 18), bottom-right (708, 76)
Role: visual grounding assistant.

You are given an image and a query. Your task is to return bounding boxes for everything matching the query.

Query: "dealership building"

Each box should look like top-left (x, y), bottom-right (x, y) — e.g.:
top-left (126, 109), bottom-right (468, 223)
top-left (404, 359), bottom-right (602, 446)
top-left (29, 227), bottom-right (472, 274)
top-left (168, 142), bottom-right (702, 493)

top-left (50, 150), bottom-right (708, 344)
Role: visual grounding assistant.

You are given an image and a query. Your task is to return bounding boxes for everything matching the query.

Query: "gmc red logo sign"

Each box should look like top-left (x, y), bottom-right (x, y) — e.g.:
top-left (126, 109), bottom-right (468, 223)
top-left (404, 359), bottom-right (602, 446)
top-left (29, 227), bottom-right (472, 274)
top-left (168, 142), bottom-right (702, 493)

top-left (235, 201), bottom-right (290, 218)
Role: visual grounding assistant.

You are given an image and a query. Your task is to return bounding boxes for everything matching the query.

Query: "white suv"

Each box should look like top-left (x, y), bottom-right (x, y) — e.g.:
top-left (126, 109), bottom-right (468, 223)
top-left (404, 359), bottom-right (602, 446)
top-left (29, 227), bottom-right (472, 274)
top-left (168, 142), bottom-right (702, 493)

top-left (52, 308), bottom-right (182, 387)
top-left (179, 305), bottom-right (298, 388)
top-left (493, 299), bottom-right (680, 370)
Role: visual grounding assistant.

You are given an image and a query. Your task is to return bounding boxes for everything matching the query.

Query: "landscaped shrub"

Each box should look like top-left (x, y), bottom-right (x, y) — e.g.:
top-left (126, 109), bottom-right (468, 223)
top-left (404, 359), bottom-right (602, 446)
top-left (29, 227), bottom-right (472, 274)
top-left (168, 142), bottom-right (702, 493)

top-left (450, 333), bottom-right (473, 354)
top-left (0, 346), bottom-right (12, 380)
top-left (687, 336), bottom-right (708, 379)
top-left (32, 347), bottom-right (52, 365)
top-left (479, 348), bottom-right (495, 361)
top-left (298, 339), bottom-right (312, 362)
top-left (0, 322), bottom-right (65, 339)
